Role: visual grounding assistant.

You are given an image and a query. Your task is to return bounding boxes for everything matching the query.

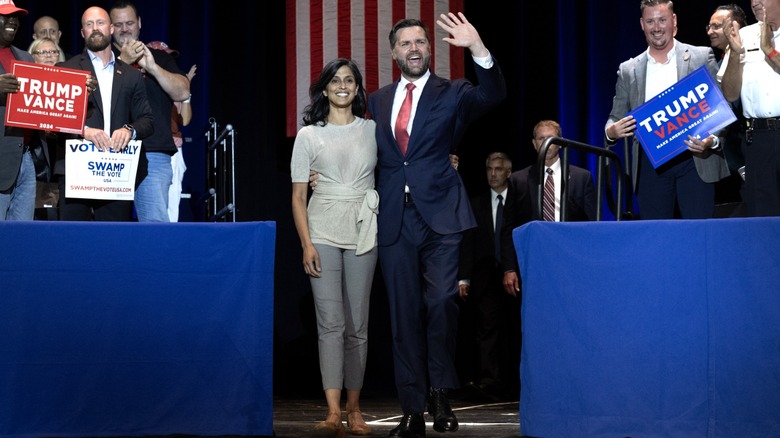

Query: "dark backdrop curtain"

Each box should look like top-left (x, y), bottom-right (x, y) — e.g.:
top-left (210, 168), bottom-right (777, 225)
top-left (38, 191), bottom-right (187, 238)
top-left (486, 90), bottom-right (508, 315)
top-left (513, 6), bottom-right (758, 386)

top-left (19, 0), bottom-right (753, 396)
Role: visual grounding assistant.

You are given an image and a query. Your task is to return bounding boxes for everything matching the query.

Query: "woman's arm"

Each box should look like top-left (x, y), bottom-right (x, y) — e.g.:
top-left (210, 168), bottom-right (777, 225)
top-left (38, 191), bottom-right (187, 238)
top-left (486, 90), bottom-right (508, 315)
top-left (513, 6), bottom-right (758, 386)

top-left (291, 182), bottom-right (321, 277)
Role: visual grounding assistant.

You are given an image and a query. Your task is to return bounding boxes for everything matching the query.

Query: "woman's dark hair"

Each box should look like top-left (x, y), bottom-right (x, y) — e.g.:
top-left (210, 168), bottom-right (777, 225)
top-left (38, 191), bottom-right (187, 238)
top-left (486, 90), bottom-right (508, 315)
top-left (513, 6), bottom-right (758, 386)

top-left (302, 58), bottom-right (367, 127)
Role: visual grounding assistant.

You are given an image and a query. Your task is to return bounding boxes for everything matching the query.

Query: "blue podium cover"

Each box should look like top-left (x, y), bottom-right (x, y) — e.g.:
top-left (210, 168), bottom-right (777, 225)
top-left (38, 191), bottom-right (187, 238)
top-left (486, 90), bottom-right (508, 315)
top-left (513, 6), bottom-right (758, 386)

top-left (514, 218), bottom-right (780, 437)
top-left (628, 65), bottom-right (736, 168)
top-left (0, 221), bottom-right (276, 437)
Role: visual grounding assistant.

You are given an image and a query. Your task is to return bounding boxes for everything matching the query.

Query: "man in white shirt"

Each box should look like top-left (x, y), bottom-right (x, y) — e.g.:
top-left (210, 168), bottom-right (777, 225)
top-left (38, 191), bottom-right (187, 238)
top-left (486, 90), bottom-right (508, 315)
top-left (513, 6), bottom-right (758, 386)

top-left (721, 0), bottom-right (780, 216)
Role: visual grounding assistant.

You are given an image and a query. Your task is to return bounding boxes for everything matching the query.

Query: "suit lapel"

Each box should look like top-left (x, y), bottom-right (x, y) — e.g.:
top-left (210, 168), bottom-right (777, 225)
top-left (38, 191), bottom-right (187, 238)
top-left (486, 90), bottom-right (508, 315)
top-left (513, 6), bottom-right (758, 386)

top-left (111, 60), bottom-right (130, 130)
top-left (406, 75), bottom-right (444, 157)
top-left (676, 42), bottom-right (691, 79)
top-left (77, 54), bottom-right (106, 123)
top-left (635, 54), bottom-right (647, 104)
top-left (376, 82), bottom-right (401, 157)
top-left (481, 194), bottom-right (496, 240)
top-left (528, 164), bottom-right (542, 218)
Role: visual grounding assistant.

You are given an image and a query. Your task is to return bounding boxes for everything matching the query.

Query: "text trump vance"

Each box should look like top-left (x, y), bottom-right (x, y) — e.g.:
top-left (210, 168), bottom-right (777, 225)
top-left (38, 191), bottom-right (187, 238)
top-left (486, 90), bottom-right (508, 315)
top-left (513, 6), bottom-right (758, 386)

top-left (17, 77), bottom-right (83, 113)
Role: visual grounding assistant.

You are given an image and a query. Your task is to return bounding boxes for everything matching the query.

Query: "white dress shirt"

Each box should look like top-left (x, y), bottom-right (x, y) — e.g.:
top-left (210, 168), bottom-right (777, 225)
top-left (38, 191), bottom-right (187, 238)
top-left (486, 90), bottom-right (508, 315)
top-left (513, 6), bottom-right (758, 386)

top-left (545, 158), bottom-right (562, 222)
top-left (645, 43), bottom-right (678, 102)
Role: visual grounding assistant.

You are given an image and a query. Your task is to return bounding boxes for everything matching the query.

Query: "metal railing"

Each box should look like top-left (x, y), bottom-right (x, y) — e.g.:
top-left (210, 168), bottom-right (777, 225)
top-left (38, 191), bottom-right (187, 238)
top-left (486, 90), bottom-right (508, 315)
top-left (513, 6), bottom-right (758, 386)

top-left (537, 136), bottom-right (626, 221)
top-left (205, 117), bottom-right (236, 222)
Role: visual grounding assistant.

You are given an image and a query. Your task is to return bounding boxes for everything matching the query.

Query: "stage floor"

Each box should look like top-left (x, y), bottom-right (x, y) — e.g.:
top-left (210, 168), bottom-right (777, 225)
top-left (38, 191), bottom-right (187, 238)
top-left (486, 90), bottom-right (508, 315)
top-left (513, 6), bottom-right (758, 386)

top-left (273, 395), bottom-right (521, 438)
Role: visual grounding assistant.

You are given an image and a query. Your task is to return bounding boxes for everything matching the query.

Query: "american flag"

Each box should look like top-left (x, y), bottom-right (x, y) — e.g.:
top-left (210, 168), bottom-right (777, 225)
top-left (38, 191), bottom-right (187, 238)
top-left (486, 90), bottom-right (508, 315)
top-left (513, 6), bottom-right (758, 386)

top-left (286, 0), bottom-right (465, 137)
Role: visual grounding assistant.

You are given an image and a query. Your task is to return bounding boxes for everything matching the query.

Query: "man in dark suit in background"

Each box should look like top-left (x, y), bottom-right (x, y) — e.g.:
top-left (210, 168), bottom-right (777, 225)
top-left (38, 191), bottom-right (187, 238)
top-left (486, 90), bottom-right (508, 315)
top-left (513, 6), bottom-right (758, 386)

top-left (458, 152), bottom-right (519, 402)
top-left (502, 120), bottom-right (596, 296)
top-left (367, 12), bottom-right (505, 438)
top-left (57, 6), bottom-right (153, 221)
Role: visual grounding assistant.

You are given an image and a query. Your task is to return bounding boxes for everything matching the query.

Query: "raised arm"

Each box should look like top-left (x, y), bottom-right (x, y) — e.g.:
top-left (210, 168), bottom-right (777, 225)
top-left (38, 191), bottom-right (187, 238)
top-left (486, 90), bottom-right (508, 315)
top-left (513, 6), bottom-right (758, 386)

top-left (720, 17), bottom-right (744, 102)
top-left (435, 12), bottom-right (489, 58)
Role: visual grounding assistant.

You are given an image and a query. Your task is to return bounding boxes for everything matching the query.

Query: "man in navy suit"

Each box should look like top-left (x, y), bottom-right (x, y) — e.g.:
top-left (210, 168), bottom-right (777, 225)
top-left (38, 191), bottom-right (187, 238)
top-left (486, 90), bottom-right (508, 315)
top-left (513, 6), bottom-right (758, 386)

top-left (501, 120), bottom-right (596, 296)
top-left (367, 12), bottom-right (505, 438)
top-left (458, 152), bottom-right (519, 402)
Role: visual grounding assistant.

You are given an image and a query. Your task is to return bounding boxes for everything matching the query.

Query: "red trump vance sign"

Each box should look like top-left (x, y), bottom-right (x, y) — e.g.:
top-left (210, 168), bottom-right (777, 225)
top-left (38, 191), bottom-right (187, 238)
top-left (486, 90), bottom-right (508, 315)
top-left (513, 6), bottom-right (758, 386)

top-left (5, 61), bottom-right (89, 134)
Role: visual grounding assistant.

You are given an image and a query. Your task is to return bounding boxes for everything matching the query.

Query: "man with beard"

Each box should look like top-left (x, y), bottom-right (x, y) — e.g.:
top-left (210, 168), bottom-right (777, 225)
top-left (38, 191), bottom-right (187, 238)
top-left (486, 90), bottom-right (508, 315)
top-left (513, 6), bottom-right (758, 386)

top-left (367, 13), bottom-right (505, 437)
top-left (0, 0), bottom-right (37, 220)
top-left (605, 0), bottom-right (729, 219)
top-left (109, 1), bottom-right (190, 222)
top-left (57, 6), bottom-right (153, 221)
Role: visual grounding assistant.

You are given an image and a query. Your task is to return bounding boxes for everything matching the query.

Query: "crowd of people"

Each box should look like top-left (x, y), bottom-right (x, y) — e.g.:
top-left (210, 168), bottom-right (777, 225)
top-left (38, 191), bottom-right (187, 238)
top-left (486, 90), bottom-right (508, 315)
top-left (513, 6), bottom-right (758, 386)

top-left (0, 0), bottom-right (193, 222)
top-left (291, 0), bottom-right (779, 436)
top-left (2, 0), bottom-right (777, 436)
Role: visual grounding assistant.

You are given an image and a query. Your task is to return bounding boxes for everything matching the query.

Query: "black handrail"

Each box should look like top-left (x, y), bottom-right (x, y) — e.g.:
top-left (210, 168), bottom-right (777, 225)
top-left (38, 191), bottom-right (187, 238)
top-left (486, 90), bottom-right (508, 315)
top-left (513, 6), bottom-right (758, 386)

top-left (537, 136), bottom-right (625, 221)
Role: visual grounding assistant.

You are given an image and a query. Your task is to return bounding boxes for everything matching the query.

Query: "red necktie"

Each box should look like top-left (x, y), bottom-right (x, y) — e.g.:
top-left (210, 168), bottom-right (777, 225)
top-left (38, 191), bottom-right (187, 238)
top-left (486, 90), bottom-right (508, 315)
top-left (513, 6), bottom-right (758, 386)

top-left (543, 168), bottom-right (555, 222)
top-left (394, 83), bottom-right (415, 155)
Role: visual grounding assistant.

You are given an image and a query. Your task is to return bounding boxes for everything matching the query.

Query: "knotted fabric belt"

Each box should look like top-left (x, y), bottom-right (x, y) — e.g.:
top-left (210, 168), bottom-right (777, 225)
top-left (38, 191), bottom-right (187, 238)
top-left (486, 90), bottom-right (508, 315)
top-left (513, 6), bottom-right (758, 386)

top-left (315, 183), bottom-right (379, 255)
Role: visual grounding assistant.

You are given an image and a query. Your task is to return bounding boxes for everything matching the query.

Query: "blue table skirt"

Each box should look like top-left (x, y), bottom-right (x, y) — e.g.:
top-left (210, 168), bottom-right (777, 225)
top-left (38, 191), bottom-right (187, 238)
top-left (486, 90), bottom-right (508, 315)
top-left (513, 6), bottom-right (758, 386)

top-left (515, 218), bottom-right (780, 438)
top-left (0, 221), bottom-right (276, 437)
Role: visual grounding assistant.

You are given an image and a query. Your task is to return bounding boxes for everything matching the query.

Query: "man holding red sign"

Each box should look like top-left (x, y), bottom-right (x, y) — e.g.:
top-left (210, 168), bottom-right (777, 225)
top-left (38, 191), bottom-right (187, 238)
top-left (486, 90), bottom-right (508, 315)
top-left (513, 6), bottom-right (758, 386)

top-left (0, 0), bottom-right (42, 220)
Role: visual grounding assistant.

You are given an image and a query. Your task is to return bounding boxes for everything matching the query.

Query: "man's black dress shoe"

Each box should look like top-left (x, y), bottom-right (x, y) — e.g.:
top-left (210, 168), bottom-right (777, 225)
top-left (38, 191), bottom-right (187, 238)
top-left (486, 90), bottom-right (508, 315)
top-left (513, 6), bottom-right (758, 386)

top-left (427, 388), bottom-right (459, 432)
top-left (388, 413), bottom-right (425, 437)
top-left (466, 379), bottom-right (505, 402)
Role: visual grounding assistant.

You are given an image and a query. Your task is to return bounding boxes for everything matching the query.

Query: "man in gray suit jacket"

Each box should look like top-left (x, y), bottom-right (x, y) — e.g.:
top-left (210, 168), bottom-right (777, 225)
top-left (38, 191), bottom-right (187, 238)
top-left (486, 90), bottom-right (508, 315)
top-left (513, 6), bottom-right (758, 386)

top-left (605, 0), bottom-right (729, 219)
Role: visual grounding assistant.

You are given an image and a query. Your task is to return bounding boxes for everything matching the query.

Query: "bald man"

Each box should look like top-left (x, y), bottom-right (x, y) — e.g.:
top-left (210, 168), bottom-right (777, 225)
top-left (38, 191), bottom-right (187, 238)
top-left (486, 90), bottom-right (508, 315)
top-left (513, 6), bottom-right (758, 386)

top-left (32, 15), bottom-right (62, 44)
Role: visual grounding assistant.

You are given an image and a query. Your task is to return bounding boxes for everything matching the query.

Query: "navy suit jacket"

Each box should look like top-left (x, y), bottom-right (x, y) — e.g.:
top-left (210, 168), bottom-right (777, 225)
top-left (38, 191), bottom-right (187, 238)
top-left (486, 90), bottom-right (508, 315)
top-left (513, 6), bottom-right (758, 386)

top-left (500, 163), bottom-right (597, 273)
top-left (367, 63), bottom-right (506, 246)
top-left (459, 187), bottom-right (515, 281)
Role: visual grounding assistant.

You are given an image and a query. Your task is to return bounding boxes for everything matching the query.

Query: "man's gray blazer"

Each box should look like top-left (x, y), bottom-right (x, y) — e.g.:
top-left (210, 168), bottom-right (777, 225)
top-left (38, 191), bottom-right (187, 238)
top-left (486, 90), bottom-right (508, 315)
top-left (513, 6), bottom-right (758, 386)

top-left (605, 40), bottom-right (730, 189)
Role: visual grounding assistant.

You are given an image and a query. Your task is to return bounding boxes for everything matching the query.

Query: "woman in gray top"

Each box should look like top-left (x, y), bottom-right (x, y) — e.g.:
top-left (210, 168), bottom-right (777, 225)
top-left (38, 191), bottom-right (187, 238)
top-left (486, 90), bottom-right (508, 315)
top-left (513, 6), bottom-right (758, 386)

top-left (291, 58), bottom-right (377, 437)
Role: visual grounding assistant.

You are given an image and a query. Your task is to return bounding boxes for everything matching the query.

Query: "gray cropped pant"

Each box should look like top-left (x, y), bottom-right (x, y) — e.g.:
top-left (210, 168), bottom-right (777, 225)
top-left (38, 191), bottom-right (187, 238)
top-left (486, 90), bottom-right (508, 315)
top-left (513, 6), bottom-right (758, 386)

top-left (311, 243), bottom-right (378, 390)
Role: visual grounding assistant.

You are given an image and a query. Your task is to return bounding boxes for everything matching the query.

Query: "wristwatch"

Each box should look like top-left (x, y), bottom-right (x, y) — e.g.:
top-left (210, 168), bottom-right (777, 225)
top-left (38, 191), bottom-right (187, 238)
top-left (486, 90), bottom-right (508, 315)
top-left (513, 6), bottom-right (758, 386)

top-left (122, 124), bottom-right (136, 140)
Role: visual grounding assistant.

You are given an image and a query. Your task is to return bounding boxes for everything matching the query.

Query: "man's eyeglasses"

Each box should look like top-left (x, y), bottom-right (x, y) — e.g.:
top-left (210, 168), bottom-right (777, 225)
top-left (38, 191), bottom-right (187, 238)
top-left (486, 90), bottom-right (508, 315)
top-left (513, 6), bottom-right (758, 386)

top-left (33, 50), bottom-right (60, 57)
top-left (705, 23), bottom-right (724, 31)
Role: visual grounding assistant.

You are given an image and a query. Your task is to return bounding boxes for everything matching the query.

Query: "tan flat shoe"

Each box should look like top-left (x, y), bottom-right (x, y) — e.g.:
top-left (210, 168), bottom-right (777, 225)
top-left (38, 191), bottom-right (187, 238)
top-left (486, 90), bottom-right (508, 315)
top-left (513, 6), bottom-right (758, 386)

top-left (346, 410), bottom-right (371, 435)
top-left (314, 412), bottom-right (345, 437)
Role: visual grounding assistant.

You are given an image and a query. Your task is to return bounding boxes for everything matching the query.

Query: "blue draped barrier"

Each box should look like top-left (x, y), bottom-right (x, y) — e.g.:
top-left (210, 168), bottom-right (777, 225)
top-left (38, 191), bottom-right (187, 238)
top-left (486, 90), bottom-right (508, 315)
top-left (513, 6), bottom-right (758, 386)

top-left (0, 221), bottom-right (276, 437)
top-left (515, 218), bottom-right (780, 438)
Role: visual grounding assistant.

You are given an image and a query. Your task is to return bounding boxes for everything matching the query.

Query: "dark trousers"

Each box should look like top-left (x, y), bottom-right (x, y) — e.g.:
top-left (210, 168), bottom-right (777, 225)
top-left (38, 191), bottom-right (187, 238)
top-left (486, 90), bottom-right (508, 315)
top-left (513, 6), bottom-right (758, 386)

top-left (467, 262), bottom-right (520, 387)
top-left (58, 176), bottom-right (134, 221)
top-left (743, 129), bottom-right (780, 217)
top-left (638, 151), bottom-right (714, 219)
top-left (379, 201), bottom-right (461, 414)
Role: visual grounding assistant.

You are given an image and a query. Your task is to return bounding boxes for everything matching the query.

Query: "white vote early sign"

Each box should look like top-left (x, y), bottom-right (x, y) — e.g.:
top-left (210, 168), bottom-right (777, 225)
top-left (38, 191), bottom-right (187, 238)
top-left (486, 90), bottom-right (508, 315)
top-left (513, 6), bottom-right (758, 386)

top-left (65, 139), bottom-right (142, 200)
